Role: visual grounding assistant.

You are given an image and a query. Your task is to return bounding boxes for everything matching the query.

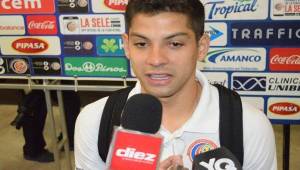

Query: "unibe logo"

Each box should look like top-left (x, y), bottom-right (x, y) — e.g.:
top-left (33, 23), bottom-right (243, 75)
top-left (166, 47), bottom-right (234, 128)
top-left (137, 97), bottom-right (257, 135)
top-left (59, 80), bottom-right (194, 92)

top-left (0, 0), bottom-right (55, 14)
top-left (104, 0), bottom-right (127, 10)
top-left (12, 38), bottom-right (49, 53)
top-left (115, 147), bottom-right (156, 162)
top-left (269, 102), bottom-right (300, 115)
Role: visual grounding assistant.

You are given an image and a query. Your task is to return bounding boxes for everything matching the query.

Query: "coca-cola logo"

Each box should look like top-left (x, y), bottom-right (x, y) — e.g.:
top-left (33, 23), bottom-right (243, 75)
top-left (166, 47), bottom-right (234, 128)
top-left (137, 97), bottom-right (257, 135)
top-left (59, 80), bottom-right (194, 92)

top-left (269, 48), bottom-right (300, 71)
top-left (269, 102), bottom-right (300, 115)
top-left (271, 55), bottom-right (300, 65)
top-left (28, 21), bottom-right (55, 30)
top-left (27, 15), bottom-right (57, 35)
top-left (12, 38), bottom-right (49, 53)
top-left (104, 0), bottom-right (127, 10)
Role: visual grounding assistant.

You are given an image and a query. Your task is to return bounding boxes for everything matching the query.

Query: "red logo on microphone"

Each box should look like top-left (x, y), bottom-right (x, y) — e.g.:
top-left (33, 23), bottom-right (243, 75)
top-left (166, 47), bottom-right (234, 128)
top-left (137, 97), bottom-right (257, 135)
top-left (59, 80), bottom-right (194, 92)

top-left (269, 48), bottom-right (300, 71)
top-left (109, 129), bottom-right (162, 170)
top-left (26, 15), bottom-right (57, 35)
top-left (269, 102), bottom-right (300, 115)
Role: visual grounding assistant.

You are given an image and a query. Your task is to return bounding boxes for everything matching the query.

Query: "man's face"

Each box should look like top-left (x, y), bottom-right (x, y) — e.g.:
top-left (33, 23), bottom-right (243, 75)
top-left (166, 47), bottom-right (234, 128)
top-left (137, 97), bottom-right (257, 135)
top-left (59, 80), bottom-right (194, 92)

top-left (123, 12), bottom-right (209, 99)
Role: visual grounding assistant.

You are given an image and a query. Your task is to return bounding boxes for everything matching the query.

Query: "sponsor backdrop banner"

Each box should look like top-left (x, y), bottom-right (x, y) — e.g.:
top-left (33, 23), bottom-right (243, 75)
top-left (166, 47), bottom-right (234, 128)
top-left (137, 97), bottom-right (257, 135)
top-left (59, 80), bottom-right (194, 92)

top-left (0, 0), bottom-right (299, 124)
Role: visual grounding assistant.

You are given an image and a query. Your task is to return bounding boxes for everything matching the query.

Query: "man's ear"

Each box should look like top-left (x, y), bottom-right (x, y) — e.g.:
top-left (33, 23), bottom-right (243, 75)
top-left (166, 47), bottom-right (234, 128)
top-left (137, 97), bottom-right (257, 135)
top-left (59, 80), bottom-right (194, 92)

top-left (197, 33), bottom-right (210, 61)
top-left (122, 34), bottom-right (130, 59)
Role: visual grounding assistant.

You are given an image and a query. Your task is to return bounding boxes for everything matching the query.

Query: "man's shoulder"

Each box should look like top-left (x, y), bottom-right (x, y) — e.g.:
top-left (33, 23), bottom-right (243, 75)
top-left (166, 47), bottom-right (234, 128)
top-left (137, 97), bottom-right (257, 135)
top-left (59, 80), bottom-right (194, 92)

top-left (76, 96), bottom-right (109, 130)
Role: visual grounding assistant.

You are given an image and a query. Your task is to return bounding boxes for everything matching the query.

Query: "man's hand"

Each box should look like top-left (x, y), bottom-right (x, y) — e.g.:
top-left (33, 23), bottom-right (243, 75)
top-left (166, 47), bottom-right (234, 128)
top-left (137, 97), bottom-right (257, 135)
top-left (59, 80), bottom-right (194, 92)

top-left (159, 155), bottom-right (184, 170)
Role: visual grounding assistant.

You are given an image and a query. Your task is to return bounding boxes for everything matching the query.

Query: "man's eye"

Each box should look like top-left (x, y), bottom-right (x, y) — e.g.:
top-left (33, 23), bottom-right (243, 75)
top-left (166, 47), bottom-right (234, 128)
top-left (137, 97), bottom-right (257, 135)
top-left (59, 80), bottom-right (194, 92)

top-left (134, 42), bottom-right (147, 48)
top-left (170, 42), bottom-right (183, 48)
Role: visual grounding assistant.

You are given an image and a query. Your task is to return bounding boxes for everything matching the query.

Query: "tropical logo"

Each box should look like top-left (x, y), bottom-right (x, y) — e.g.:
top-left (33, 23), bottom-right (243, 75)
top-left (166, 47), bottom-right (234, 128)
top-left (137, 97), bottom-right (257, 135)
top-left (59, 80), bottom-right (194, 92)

top-left (204, 0), bottom-right (267, 20)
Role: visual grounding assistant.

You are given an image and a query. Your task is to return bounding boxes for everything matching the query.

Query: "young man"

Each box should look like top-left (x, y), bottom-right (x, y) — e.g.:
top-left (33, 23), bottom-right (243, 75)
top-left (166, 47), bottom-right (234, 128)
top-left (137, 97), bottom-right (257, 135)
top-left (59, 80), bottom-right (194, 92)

top-left (74, 0), bottom-right (277, 169)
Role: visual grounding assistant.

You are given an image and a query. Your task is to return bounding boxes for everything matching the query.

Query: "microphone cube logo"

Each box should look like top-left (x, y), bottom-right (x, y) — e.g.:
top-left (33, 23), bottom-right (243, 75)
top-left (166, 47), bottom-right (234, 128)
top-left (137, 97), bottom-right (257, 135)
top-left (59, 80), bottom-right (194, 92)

top-left (109, 130), bottom-right (162, 170)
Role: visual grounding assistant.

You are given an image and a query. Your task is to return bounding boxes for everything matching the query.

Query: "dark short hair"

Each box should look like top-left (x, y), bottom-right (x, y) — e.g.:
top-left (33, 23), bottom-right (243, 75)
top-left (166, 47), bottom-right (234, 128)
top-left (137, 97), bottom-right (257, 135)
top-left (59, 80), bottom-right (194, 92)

top-left (125, 0), bottom-right (205, 40)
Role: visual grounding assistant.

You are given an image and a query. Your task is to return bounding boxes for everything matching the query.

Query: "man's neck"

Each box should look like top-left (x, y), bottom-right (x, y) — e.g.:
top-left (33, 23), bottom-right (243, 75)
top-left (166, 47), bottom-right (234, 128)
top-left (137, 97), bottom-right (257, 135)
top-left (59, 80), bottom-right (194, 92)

top-left (161, 81), bottom-right (202, 133)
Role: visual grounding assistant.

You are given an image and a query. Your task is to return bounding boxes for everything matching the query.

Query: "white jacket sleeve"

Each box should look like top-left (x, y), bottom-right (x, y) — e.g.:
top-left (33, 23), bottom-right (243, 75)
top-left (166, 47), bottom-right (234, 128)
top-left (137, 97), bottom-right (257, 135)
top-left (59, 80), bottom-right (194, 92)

top-left (242, 103), bottom-right (277, 170)
top-left (74, 98), bottom-right (108, 170)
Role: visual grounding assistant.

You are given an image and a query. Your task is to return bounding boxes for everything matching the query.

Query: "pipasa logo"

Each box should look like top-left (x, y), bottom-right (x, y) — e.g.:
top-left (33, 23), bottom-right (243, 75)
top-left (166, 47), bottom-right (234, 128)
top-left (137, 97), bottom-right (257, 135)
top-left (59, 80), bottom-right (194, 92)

top-left (269, 102), bottom-right (300, 115)
top-left (0, 0), bottom-right (55, 14)
top-left (27, 15), bottom-right (57, 35)
top-left (96, 36), bottom-right (124, 56)
top-left (270, 48), bottom-right (300, 71)
top-left (204, 0), bottom-right (267, 20)
top-left (104, 0), bottom-right (128, 11)
top-left (12, 38), bottom-right (49, 54)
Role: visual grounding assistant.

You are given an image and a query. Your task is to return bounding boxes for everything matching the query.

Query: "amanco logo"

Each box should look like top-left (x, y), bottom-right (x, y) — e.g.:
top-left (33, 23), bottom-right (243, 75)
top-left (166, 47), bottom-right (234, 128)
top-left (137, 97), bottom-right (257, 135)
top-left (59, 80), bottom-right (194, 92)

top-left (199, 158), bottom-right (237, 170)
top-left (269, 102), bottom-right (300, 115)
top-left (115, 147), bottom-right (156, 162)
top-left (12, 38), bottom-right (49, 53)
top-left (104, 0), bottom-right (128, 10)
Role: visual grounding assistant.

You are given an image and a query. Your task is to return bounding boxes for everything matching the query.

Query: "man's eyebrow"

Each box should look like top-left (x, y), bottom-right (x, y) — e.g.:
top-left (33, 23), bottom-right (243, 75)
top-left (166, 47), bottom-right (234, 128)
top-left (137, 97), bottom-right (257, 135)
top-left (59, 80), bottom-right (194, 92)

top-left (129, 32), bottom-right (190, 40)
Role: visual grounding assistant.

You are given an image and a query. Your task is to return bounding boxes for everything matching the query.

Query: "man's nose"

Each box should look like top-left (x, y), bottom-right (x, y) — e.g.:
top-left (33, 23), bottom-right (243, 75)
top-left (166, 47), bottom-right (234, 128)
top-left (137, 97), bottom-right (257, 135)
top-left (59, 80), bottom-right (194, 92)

top-left (146, 45), bottom-right (169, 67)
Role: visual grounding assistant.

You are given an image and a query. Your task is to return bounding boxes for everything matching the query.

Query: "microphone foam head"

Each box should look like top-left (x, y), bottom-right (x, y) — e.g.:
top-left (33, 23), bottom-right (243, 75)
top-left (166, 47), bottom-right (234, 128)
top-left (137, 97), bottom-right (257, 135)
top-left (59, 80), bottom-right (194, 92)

top-left (121, 93), bottom-right (162, 134)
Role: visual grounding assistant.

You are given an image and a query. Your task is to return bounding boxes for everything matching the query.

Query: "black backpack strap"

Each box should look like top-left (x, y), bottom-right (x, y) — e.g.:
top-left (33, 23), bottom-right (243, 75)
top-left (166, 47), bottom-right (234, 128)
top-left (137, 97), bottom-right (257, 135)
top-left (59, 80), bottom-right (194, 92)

top-left (98, 86), bottom-right (134, 162)
top-left (213, 84), bottom-right (244, 165)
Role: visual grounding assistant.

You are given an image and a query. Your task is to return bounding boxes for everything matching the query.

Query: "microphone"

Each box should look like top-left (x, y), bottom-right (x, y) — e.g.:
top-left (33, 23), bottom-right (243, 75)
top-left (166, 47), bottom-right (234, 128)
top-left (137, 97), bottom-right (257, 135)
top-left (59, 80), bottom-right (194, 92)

top-left (106, 93), bottom-right (163, 170)
top-left (192, 147), bottom-right (242, 170)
